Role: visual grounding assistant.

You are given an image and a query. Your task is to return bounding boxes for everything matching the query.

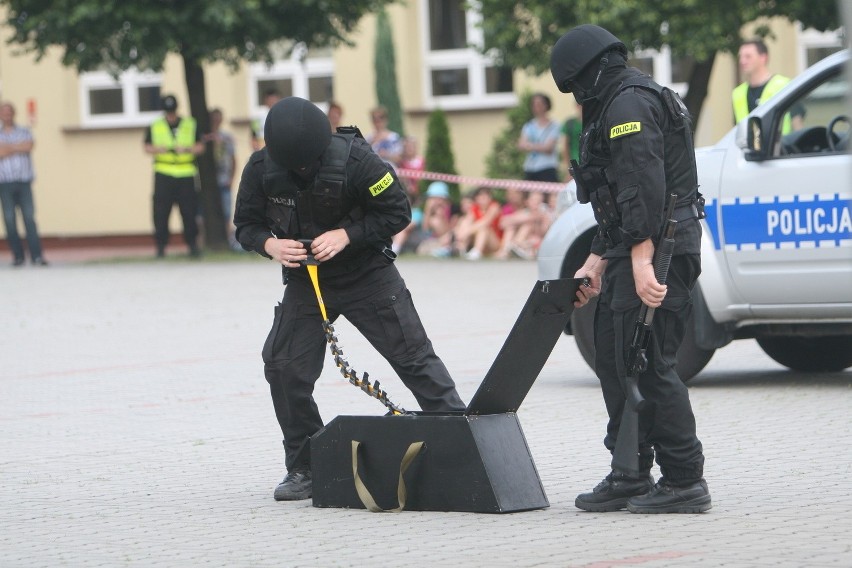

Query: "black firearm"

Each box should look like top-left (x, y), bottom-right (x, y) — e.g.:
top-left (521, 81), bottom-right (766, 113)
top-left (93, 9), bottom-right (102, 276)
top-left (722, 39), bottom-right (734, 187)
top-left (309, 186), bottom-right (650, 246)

top-left (611, 193), bottom-right (678, 477)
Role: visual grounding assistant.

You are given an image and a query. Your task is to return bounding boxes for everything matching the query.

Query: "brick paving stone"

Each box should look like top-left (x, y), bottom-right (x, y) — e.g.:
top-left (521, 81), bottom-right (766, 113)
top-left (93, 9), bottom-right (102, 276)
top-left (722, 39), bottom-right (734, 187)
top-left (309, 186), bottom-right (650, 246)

top-left (1, 255), bottom-right (851, 567)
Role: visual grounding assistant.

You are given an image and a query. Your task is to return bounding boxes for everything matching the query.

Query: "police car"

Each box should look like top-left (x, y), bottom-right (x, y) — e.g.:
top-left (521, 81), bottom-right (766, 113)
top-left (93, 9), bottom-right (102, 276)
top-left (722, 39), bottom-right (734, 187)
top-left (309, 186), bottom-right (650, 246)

top-left (538, 49), bottom-right (851, 381)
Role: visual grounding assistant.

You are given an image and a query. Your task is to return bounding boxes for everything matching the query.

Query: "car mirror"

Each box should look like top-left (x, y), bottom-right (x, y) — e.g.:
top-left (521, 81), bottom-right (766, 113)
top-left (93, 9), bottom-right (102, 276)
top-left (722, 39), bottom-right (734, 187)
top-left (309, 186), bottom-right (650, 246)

top-left (742, 116), bottom-right (768, 161)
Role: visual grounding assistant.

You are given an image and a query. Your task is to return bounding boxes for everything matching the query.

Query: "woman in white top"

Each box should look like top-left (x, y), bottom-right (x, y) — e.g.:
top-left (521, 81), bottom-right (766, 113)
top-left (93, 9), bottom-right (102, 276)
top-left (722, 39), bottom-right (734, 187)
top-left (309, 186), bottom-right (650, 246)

top-left (517, 93), bottom-right (562, 183)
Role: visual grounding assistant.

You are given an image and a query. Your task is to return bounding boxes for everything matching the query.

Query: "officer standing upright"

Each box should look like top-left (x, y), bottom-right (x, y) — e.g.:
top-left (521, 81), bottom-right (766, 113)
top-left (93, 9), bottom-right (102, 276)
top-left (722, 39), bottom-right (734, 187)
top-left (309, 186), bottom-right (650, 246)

top-left (549, 25), bottom-right (711, 513)
top-left (143, 95), bottom-right (204, 258)
top-left (233, 97), bottom-right (466, 502)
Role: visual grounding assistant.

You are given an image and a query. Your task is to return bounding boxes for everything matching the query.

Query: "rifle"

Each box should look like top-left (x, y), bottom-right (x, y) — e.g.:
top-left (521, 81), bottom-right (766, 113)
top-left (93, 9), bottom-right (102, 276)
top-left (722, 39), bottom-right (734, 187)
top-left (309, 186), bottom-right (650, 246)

top-left (611, 193), bottom-right (678, 477)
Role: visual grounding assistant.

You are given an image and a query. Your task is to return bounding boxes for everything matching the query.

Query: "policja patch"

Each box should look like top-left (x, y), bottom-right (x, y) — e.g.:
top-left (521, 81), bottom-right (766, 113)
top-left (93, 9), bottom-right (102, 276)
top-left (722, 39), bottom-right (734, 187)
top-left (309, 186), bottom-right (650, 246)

top-left (368, 172), bottom-right (394, 196)
top-left (610, 121), bottom-right (641, 139)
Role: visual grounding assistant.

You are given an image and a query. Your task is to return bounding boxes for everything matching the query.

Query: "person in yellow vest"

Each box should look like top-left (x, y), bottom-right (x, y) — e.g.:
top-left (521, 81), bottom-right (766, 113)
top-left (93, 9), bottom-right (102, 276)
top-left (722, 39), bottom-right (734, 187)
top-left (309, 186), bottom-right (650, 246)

top-left (732, 39), bottom-right (791, 127)
top-left (144, 95), bottom-right (204, 258)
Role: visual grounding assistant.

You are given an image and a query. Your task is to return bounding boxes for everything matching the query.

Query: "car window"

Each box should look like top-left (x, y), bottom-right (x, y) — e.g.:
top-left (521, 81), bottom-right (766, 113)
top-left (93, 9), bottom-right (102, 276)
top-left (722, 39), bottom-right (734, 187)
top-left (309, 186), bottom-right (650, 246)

top-left (773, 69), bottom-right (849, 157)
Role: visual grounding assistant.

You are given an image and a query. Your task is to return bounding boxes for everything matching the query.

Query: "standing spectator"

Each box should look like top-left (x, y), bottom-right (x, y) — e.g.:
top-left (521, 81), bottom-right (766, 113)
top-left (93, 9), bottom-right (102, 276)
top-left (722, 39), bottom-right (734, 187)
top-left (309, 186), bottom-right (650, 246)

top-left (733, 39), bottom-right (790, 125)
top-left (143, 95), bottom-right (204, 258)
top-left (0, 102), bottom-right (47, 266)
top-left (561, 102), bottom-right (583, 181)
top-left (204, 108), bottom-right (238, 248)
top-left (453, 186), bottom-right (502, 261)
top-left (366, 106), bottom-right (403, 166)
top-left (398, 136), bottom-right (425, 200)
top-left (327, 101), bottom-right (344, 132)
top-left (251, 89), bottom-right (282, 151)
top-left (518, 93), bottom-right (561, 183)
top-left (233, 96), bottom-right (465, 501)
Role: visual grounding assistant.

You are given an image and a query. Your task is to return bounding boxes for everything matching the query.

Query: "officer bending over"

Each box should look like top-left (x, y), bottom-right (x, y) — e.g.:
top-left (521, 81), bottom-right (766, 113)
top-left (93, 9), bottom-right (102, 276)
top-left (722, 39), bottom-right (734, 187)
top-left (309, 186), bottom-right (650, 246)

top-left (550, 25), bottom-right (711, 513)
top-left (234, 97), bottom-right (466, 502)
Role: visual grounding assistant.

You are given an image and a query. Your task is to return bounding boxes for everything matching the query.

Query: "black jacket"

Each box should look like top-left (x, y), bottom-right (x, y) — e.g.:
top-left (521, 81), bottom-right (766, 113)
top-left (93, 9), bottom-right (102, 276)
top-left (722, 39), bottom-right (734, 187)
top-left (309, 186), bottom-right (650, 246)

top-left (581, 67), bottom-right (701, 258)
top-left (234, 136), bottom-right (410, 276)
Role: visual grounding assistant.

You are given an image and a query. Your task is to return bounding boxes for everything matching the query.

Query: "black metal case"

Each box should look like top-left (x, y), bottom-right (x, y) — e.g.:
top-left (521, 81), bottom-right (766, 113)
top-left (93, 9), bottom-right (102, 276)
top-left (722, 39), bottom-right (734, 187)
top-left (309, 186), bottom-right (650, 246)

top-left (311, 278), bottom-right (583, 513)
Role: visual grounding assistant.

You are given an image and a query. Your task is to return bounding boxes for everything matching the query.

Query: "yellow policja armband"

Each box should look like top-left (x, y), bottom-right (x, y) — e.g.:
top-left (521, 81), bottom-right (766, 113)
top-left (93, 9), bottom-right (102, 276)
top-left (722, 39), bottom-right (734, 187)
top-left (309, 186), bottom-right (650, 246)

top-left (610, 122), bottom-right (642, 139)
top-left (368, 172), bottom-right (394, 196)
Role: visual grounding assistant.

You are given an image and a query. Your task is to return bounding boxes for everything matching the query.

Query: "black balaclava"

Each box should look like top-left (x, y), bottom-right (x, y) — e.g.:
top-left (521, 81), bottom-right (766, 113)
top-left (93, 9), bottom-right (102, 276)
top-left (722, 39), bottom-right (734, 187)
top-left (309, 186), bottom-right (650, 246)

top-left (264, 97), bottom-right (332, 172)
top-left (573, 49), bottom-right (628, 106)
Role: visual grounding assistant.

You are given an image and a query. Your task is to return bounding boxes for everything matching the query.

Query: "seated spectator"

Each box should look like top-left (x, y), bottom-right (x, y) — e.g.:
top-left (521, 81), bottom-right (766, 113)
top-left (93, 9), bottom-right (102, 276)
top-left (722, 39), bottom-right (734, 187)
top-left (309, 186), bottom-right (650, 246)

top-left (415, 181), bottom-right (456, 258)
top-left (494, 188), bottom-right (527, 259)
top-left (498, 190), bottom-right (553, 260)
top-left (453, 186), bottom-right (503, 261)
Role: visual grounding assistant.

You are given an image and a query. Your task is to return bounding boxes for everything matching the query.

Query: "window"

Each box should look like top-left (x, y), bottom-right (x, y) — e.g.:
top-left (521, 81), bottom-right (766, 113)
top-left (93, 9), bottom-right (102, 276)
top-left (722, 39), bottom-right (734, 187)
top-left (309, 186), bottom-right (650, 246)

top-left (249, 43), bottom-right (334, 115)
top-left (78, 69), bottom-right (162, 127)
top-left (775, 69), bottom-right (849, 157)
top-left (797, 26), bottom-right (845, 70)
top-left (420, 0), bottom-right (515, 110)
top-left (629, 46), bottom-right (692, 96)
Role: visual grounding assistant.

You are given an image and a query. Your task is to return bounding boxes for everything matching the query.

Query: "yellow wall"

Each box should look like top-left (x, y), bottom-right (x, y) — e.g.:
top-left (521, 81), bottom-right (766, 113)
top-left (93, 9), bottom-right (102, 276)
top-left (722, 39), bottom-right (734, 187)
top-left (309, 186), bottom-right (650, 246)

top-left (0, 9), bottom-right (831, 239)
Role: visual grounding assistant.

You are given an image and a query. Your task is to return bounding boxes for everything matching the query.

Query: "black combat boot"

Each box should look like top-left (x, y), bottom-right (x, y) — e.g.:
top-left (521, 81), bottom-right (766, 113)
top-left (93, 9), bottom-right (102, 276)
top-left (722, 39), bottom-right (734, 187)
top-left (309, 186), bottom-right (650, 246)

top-left (273, 470), bottom-right (312, 501)
top-left (575, 471), bottom-right (654, 512)
top-left (626, 478), bottom-right (711, 513)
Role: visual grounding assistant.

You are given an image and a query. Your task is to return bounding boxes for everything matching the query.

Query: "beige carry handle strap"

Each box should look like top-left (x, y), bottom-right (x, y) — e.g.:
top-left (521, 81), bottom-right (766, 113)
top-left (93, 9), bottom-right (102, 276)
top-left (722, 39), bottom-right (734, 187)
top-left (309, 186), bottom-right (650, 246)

top-left (351, 440), bottom-right (424, 513)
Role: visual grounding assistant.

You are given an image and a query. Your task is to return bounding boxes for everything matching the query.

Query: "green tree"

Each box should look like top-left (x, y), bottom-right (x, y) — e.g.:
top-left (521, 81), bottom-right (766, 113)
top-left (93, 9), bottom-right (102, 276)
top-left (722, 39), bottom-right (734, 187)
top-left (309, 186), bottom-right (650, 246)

top-left (423, 109), bottom-right (459, 202)
top-left (1, 0), bottom-right (394, 250)
top-left (478, 0), bottom-right (841, 125)
top-left (374, 8), bottom-right (405, 136)
top-left (486, 92), bottom-right (533, 183)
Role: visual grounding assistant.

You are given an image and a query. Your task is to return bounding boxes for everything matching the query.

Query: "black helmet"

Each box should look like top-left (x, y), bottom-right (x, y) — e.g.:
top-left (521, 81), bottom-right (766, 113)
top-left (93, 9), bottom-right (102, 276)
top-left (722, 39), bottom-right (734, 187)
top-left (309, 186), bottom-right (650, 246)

top-left (264, 96), bottom-right (331, 170)
top-left (550, 24), bottom-right (628, 94)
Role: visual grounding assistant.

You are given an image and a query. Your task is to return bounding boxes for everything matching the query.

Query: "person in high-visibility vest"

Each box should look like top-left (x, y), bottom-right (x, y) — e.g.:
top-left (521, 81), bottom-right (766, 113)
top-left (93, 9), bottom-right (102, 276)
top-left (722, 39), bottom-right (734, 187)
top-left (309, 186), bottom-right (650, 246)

top-left (143, 95), bottom-right (204, 258)
top-left (732, 39), bottom-right (791, 132)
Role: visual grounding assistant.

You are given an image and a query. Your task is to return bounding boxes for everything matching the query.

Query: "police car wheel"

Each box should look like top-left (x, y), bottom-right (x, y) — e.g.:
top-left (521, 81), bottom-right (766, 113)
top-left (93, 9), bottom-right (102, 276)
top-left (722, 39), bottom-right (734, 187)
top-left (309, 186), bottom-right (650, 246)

top-left (756, 335), bottom-right (852, 373)
top-left (570, 297), bottom-right (715, 384)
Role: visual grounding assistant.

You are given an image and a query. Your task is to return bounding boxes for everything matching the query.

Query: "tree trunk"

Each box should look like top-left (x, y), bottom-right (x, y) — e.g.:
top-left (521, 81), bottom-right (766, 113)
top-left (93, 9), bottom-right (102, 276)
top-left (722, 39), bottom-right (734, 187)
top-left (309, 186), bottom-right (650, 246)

top-left (682, 52), bottom-right (717, 131)
top-left (182, 55), bottom-right (228, 251)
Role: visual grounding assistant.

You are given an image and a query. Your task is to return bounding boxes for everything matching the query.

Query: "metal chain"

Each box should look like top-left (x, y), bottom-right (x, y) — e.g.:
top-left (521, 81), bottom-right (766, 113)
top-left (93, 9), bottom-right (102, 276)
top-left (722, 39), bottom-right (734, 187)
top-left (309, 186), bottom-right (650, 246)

top-left (322, 320), bottom-right (406, 415)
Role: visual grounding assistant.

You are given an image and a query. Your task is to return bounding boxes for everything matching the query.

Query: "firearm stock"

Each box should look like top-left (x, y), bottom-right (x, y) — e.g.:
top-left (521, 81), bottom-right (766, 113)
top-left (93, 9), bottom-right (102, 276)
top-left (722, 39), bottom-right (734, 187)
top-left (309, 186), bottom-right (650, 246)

top-left (611, 193), bottom-right (678, 476)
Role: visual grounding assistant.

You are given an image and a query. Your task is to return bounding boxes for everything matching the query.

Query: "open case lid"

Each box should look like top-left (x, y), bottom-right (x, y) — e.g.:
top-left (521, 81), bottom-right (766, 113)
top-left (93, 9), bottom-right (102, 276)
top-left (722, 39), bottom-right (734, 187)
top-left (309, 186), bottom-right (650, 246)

top-left (465, 278), bottom-right (583, 416)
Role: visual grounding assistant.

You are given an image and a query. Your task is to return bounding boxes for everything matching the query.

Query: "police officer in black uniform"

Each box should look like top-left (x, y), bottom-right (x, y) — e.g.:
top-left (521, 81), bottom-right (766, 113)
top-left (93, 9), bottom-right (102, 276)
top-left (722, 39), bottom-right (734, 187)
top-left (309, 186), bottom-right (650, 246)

top-left (550, 25), bottom-right (711, 513)
top-left (234, 97), bottom-right (466, 502)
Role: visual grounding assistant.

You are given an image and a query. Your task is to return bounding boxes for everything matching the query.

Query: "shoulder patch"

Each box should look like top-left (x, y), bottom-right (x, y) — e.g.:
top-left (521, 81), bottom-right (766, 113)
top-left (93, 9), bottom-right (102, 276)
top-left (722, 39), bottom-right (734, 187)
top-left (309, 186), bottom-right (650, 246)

top-left (368, 171), bottom-right (394, 197)
top-left (610, 121), bottom-right (642, 139)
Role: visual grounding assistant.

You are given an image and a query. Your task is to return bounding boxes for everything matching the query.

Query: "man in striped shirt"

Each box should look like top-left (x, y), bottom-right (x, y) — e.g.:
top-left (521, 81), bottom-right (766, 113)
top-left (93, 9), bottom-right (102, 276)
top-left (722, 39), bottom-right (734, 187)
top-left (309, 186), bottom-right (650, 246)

top-left (0, 102), bottom-right (46, 266)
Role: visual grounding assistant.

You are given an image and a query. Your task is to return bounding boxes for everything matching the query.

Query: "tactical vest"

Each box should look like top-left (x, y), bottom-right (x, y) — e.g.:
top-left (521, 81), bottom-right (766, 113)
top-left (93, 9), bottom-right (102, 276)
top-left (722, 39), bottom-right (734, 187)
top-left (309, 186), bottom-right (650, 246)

top-left (151, 117), bottom-right (198, 178)
top-left (262, 129), bottom-right (360, 239)
top-left (571, 75), bottom-right (703, 247)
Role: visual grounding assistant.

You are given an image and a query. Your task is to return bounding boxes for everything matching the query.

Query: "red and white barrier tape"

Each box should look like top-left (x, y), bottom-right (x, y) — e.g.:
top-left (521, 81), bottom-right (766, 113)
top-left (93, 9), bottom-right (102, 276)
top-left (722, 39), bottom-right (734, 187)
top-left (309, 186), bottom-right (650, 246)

top-left (396, 168), bottom-right (568, 194)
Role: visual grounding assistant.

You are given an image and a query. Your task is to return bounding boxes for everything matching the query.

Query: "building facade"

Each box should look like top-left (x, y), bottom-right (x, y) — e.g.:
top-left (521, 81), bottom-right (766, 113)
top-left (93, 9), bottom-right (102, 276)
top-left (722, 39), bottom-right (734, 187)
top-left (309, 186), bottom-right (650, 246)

top-left (0, 3), bottom-right (845, 241)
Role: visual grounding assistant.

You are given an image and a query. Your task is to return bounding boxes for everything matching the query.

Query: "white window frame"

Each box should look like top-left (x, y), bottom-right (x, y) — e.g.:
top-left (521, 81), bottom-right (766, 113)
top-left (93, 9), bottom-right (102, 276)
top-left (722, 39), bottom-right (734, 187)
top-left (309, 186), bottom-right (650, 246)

top-left (418, 0), bottom-right (516, 111)
top-left (249, 44), bottom-right (334, 114)
top-left (78, 69), bottom-right (162, 128)
top-left (796, 25), bottom-right (845, 72)
top-left (631, 45), bottom-right (689, 96)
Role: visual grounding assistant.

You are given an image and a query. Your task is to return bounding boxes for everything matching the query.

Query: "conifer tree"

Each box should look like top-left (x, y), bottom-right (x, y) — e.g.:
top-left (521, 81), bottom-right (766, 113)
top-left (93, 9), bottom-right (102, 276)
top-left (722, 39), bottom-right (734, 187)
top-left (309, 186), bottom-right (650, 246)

top-left (374, 9), bottom-right (405, 136)
top-left (423, 109), bottom-right (459, 202)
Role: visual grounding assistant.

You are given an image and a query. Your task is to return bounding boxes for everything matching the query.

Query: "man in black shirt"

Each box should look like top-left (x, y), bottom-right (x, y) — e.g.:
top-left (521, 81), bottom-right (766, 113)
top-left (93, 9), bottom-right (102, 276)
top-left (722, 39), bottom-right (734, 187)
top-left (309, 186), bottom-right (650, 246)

top-left (234, 97), bottom-right (465, 501)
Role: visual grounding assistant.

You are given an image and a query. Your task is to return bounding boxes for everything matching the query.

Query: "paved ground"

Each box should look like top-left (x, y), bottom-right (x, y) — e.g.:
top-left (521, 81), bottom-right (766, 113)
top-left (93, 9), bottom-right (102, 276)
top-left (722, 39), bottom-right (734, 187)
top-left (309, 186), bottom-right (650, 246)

top-left (2, 252), bottom-right (851, 567)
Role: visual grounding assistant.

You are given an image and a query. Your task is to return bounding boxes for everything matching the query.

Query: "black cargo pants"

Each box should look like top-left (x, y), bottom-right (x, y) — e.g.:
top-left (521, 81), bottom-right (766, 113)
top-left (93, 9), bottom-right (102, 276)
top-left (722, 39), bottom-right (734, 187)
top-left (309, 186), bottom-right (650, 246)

top-left (262, 253), bottom-right (465, 472)
top-left (593, 254), bottom-right (705, 485)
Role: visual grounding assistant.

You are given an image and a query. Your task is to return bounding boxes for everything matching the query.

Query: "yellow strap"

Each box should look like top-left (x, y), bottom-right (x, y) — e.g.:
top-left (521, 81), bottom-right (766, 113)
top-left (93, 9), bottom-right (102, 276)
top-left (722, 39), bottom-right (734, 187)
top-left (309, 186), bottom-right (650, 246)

top-left (351, 440), bottom-right (424, 513)
top-left (306, 264), bottom-right (328, 321)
